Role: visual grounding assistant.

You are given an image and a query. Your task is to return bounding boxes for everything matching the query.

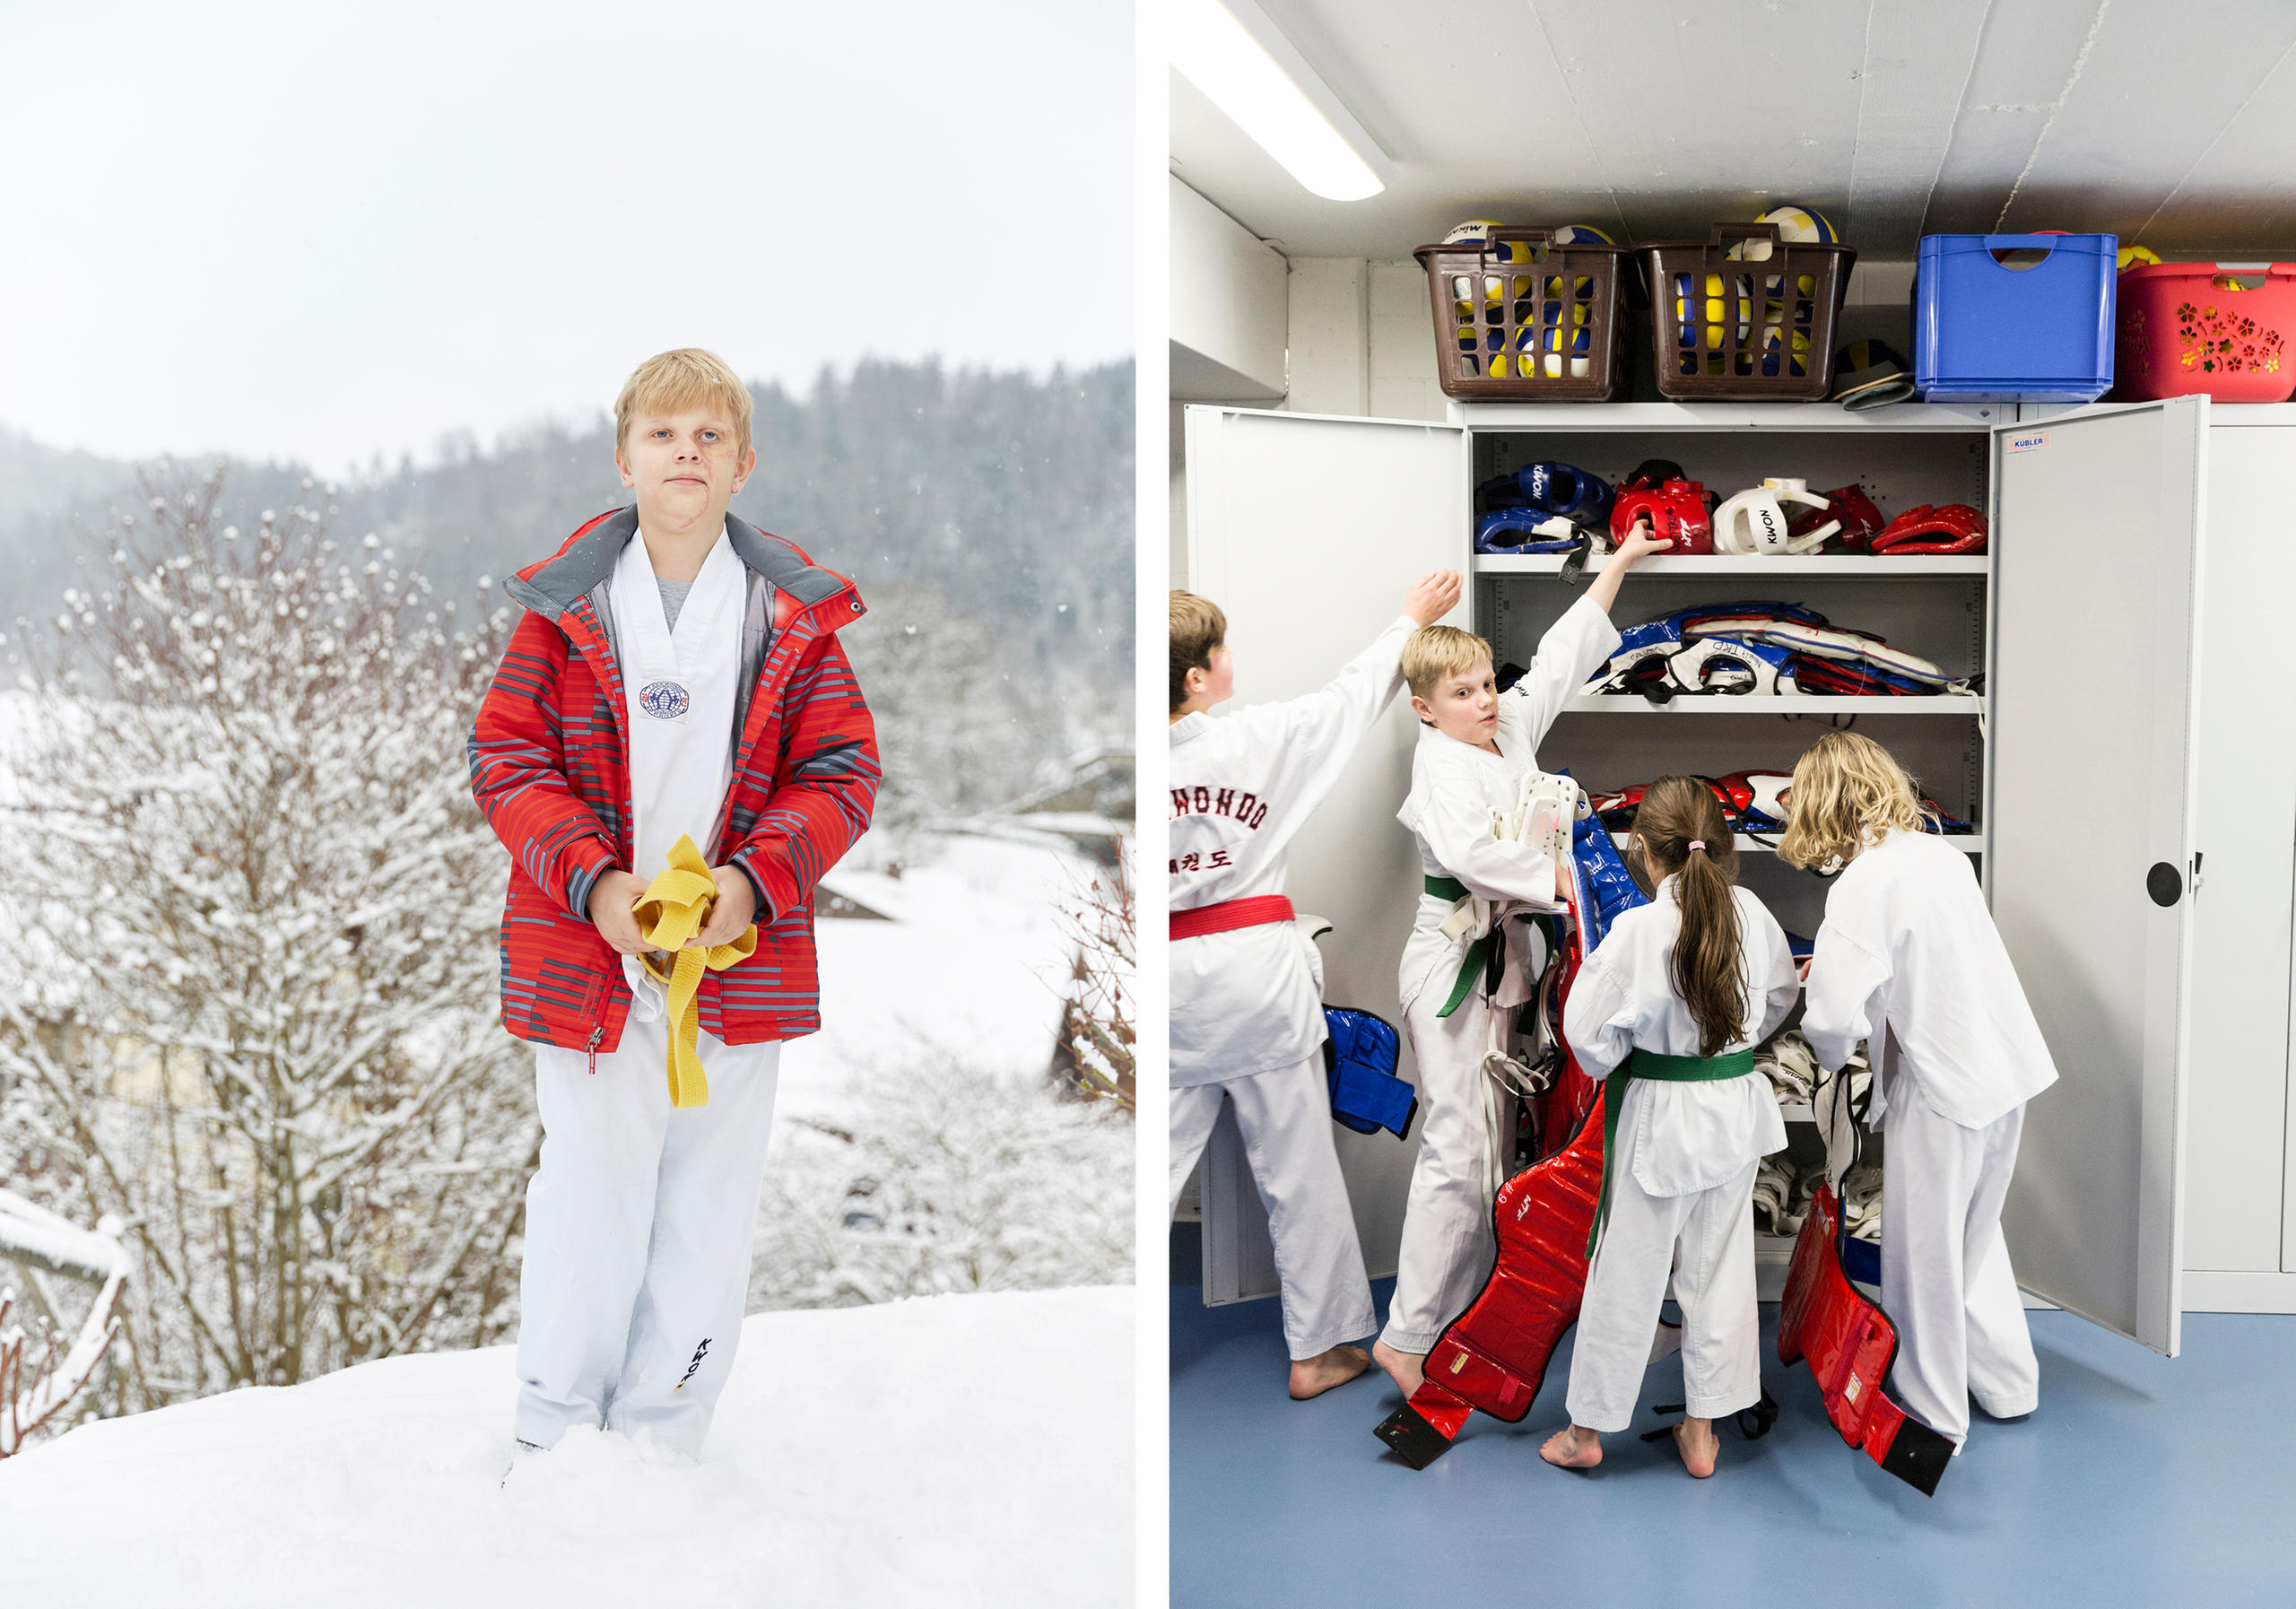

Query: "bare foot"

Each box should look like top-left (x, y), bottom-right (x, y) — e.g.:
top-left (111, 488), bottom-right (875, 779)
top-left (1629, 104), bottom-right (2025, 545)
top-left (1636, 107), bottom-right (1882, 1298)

top-left (1288, 1344), bottom-right (1370, 1400)
top-left (1672, 1416), bottom-right (1719, 1478)
top-left (1541, 1423), bottom-right (1602, 1469)
top-left (1371, 1338), bottom-right (1425, 1399)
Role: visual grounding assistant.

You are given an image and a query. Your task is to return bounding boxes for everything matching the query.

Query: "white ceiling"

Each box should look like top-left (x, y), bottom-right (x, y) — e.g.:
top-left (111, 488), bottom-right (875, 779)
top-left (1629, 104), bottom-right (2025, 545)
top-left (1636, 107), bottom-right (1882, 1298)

top-left (1170, 0), bottom-right (2296, 261)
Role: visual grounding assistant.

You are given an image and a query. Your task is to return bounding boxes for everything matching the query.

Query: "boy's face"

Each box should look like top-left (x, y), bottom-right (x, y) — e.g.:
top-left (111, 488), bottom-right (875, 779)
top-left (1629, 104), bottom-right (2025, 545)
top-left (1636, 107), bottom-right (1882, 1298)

top-left (616, 406), bottom-right (757, 535)
top-left (1412, 657), bottom-right (1500, 746)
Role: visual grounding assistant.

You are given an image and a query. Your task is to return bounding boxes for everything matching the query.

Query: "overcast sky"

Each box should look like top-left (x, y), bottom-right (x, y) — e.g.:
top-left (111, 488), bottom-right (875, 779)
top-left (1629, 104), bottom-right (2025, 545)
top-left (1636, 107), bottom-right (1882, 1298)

top-left (0, 1), bottom-right (1134, 478)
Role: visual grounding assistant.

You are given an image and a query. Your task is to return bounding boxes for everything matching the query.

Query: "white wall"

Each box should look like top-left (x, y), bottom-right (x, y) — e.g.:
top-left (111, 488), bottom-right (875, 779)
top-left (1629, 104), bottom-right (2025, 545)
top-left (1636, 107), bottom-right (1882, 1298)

top-left (1170, 175), bottom-right (1288, 403)
top-left (1283, 258), bottom-right (1445, 422)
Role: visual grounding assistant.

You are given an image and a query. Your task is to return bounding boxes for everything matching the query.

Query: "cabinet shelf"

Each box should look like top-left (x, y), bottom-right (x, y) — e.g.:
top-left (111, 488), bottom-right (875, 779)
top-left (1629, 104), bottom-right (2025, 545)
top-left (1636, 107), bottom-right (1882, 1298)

top-left (1603, 831), bottom-right (1982, 857)
top-left (1474, 553), bottom-right (1988, 577)
top-left (1448, 400), bottom-right (2005, 432)
top-left (1564, 693), bottom-right (1980, 715)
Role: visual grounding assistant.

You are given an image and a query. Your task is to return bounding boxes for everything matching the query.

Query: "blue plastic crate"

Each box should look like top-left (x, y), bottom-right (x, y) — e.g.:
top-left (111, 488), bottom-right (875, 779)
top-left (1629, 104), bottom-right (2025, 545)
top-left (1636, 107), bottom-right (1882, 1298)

top-left (1914, 233), bottom-right (2117, 402)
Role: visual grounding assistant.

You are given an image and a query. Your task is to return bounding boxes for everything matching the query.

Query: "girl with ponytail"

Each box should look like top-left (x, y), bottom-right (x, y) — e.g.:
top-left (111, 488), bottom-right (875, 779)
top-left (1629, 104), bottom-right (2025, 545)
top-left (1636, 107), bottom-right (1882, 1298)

top-left (1542, 777), bottom-right (1800, 1480)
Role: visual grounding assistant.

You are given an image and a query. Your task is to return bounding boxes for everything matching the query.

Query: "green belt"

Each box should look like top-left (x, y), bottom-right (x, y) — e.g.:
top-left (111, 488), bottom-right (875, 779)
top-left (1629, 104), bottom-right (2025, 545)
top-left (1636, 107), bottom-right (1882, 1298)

top-left (1423, 876), bottom-right (1486, 1017)
top-left (1589, 1047), bottom-right (1757, 1257)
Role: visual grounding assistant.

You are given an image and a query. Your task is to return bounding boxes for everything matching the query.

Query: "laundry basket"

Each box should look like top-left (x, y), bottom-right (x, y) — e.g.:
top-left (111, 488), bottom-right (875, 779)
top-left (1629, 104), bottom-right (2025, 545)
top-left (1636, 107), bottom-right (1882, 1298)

top-left (1414, 228), bottom-right (1632, 402)
top-left (2115, 262), bottom-right (2296, 402)
top-left (1637, 224), bottom-right (1855, 401)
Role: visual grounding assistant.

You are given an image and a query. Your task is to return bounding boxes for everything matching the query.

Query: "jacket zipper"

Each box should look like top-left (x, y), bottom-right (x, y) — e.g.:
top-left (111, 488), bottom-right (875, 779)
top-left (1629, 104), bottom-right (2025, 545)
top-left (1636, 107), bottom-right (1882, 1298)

top-left (587, 1022), bottom-right (604, 1074)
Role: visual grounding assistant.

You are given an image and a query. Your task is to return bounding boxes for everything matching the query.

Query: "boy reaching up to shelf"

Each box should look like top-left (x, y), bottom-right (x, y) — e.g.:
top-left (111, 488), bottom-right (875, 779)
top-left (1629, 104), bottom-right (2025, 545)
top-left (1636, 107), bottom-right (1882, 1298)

top-left (1781, 731), bottom-right (2056, 1450)
top-left (1542, 777), bottom-right (1800, 1478)
top-left (1373, 520), bottom-right (1669, 1400)
top-left (1169, 569), bottom-right (1463, 1401)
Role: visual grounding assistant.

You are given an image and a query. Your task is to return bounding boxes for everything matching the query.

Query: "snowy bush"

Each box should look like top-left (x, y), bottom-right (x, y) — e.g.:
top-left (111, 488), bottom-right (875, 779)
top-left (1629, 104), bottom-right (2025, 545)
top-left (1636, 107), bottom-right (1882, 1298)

top-left (0, 472), bottom-right (536, 1407)
top-left (750, 1051), bottom-right (1133, 1309)
top-left (1051, 851), bottom-right (1135, 1110)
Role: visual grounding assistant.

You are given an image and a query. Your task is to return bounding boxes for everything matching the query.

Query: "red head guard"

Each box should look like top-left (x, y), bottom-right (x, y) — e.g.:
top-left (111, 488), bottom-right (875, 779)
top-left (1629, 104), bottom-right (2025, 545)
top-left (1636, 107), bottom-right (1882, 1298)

top-left (1789, 484), bottom-right (1887, 552)
top-left (1610, 477), bottom-right (1712, 555)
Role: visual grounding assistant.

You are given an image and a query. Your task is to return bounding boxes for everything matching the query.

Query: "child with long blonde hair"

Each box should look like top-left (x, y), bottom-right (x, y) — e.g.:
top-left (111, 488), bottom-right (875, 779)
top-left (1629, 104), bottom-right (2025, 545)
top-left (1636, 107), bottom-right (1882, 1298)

top-left (1781, 731), bottom-right (2057, 1451)
top-left (1542, 776), bottom-right (1799, 1479)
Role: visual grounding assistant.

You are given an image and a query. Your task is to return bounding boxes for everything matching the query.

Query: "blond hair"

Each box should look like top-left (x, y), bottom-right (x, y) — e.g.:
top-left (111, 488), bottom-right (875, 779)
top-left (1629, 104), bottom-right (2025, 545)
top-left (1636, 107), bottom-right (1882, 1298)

top-left (1403, 624), bottom-right (1492, 703)
top-left (1170, 591), bottom-right (1227, 712)
top-left (1779, 731), bottom-right (1932, 870)
top-left (614, 348), bottom-right (754, 460)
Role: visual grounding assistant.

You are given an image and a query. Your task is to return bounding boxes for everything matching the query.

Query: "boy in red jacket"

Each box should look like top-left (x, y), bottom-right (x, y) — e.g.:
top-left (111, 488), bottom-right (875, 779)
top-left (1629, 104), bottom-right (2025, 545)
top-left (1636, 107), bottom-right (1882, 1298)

top-left (470, 348), bottom-right (878, 1457)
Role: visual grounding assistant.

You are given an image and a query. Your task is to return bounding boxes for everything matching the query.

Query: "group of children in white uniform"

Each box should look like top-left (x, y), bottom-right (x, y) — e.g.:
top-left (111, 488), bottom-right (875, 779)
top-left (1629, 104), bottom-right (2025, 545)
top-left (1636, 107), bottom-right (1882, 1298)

top-left (1170, 524), bottom-right (2056, 1476)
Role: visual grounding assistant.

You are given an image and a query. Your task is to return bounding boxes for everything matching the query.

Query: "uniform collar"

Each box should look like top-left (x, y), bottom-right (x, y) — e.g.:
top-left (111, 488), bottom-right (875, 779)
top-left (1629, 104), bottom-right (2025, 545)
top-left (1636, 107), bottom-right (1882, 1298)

top-left (1170, 711), bottom-right (1213, 745)
top-left (508, 506), bottom-right (857, 620)
top-left (1416, 718), bottom-right (1508, 761)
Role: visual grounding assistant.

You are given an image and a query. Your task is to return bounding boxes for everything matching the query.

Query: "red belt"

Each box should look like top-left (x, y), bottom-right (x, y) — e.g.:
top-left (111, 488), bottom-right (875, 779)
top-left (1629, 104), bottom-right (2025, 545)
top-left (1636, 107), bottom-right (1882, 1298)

top-left (1170, 895), bottom-right (1296, 941)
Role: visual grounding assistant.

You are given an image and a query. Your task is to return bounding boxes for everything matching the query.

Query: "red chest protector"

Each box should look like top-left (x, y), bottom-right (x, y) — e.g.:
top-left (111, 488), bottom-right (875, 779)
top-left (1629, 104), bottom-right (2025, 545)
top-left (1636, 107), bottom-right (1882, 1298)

top-left (1777, 1179), bottom-right (1958, 1493)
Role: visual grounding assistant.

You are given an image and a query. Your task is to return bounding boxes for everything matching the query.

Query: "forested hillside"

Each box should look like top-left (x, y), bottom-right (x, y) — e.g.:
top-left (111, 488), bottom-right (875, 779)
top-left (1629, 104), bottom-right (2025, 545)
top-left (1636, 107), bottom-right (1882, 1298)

top-left (1, 359), bottom-right (1134, 806)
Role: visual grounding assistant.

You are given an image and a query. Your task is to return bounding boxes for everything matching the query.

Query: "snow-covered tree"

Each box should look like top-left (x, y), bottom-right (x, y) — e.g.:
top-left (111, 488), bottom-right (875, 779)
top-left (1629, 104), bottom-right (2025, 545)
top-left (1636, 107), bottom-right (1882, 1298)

top-left (749, 1051), bottom-right (1134, 1310)
top-left (0, 471), bottom-right (536, 1407)
top-left (838, 582), bottom-right (1057, 844)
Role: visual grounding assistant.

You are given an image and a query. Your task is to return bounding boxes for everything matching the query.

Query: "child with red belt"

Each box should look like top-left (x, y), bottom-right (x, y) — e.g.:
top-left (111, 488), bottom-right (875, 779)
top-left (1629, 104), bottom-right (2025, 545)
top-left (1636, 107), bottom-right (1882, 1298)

top-left (1168, 570), bottom-right (1460, 1399)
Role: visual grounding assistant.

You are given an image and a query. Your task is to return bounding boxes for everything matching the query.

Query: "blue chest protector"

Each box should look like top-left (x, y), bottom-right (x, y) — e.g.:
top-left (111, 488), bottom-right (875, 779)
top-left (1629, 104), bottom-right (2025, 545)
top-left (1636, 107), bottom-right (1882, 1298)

top-left (1570, 809), bottom-right (1648, 948)
top-left (1324, 1007), bottom-right (1417, 1140)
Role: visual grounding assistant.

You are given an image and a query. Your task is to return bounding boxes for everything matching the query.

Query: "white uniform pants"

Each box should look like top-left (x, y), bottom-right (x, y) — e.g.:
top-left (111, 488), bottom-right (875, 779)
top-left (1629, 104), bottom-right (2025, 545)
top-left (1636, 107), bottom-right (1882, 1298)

top-left (514, 1019), bottom-right (781, 1457)
top-left (1564, 1118), bottom-right (1761, 1433)
top-left (1382, 988), bottom-right (1497, 1353)
top-left (1881, 1094), bottom-right (2040, 1442)
top-left (1170, 1054), bottom-right (1377, 1360)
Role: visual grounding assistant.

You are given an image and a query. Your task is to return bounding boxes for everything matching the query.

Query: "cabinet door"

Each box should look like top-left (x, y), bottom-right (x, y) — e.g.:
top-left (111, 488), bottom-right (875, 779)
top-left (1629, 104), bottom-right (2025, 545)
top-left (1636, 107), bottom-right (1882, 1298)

top-left (2187, 422), bottom-right (2296, 1277)
top-left (1183, 405), bottom-right (1470, 1297)
top-left (1990, 397), bottom-right (2206, 1355)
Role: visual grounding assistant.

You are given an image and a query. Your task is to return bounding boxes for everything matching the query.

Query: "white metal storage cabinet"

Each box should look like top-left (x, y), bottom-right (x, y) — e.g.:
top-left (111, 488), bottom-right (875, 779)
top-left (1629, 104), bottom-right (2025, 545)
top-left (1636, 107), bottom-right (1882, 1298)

top-left (2016, 400), bottom-right (2296, 1318)
top-left (2162, 404), bottom-right (2296, 1313)
top-left (1182, 398), bottom-right (2211, 1360)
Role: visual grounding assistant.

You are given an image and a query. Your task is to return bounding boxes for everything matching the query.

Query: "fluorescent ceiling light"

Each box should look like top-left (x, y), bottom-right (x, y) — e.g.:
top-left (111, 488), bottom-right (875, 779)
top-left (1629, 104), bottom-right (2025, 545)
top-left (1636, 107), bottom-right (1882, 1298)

top-left (1170, 0), bottom-right (1383, 202)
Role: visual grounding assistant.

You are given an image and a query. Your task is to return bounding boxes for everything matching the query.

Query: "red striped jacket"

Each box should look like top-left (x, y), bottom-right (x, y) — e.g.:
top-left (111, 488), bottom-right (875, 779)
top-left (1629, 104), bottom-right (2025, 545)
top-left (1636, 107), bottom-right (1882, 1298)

top-left (469, 507), bottom-right (879, 1051)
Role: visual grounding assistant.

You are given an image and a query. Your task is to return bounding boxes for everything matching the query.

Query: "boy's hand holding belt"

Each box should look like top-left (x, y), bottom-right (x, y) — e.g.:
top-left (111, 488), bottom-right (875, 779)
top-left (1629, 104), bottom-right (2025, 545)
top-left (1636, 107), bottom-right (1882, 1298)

top-left (587, 861), bottom-right (759, 952)
top-left (586, 836), bottom-right (761, 1108)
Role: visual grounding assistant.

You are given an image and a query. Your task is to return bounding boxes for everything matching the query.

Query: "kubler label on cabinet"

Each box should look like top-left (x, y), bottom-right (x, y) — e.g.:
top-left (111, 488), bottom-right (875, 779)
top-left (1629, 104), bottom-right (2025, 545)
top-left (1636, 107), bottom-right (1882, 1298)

top-left (2005, 431), bottom-right (2050, 454)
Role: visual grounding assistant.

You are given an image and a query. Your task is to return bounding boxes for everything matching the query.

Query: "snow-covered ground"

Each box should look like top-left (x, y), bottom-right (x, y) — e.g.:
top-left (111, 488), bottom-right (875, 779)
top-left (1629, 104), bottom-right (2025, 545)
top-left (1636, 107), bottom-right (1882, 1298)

top-left (0, 1285), bottom-right (1132, 1607)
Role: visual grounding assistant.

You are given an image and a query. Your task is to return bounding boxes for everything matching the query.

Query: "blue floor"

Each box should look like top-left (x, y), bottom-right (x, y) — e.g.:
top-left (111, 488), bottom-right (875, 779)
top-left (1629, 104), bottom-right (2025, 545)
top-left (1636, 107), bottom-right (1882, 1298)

top-left (1171, 1276), bottom-right (2296, 1608)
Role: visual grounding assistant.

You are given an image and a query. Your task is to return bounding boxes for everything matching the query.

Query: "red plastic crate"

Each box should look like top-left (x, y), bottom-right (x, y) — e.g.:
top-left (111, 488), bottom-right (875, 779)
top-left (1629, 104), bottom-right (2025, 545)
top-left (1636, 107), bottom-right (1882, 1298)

top-left (2116, 262), bottom-right (2296, 403)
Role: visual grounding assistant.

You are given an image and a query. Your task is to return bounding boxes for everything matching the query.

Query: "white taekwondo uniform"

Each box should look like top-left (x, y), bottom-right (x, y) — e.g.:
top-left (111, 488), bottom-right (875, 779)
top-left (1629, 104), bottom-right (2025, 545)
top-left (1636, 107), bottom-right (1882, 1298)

top-left (1561, 879), bottom-right (1798, 1432)
top-left (1800, 827), bottom-right (2056, 1443)
top-left (1168, 614), bottom-right (1413, 1360)
top-left (515, 524), bottom-right (783, 1458)
top-left (1380, 594), bottom-right (1620, 1355)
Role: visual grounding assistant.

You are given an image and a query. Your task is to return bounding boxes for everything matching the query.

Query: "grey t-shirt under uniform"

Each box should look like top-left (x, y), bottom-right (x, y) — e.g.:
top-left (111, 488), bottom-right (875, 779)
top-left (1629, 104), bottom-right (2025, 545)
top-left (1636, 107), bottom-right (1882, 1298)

top-left (657, 578), bottom-right (693, 632)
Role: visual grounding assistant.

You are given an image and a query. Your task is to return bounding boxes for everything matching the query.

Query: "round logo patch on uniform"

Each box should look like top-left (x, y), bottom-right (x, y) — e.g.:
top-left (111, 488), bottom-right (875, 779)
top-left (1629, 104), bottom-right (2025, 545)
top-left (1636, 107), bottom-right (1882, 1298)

top-left (639, 680), bottom-right (691, 720)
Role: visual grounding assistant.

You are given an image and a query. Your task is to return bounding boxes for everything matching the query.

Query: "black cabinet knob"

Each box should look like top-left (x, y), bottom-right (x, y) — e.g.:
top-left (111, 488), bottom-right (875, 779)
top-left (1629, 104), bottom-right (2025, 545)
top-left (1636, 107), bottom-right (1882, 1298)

top-left (2146, 862), bottom-right (2182, 908)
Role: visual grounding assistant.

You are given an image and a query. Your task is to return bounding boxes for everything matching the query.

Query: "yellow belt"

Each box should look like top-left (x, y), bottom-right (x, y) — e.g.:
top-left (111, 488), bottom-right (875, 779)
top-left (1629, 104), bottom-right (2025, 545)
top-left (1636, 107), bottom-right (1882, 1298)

top-left (632, 834), bottom-right (758, 1109)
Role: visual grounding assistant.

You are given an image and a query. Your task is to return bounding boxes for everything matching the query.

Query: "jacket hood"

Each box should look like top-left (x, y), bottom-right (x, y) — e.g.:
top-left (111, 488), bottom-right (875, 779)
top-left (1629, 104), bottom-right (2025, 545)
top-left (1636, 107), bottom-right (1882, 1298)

top-left (504, 507), bottom-right (862, 623)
